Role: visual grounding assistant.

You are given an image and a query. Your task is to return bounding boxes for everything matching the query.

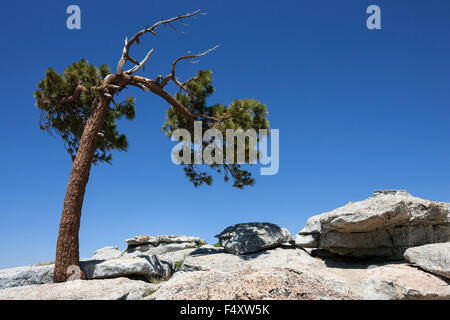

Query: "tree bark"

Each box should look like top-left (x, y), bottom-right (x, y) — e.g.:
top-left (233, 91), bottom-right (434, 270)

top-left (53, 95), bottom-right (110, 283)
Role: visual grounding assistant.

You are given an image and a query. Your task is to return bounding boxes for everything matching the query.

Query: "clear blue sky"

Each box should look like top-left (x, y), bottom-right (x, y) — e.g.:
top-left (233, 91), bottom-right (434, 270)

top-left (0, 0), bottom-right (449, 268)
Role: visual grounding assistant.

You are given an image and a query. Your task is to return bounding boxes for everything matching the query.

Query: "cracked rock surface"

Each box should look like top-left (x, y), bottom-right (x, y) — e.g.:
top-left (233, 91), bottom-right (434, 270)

top-left (404, 242), bottom-right (450, 279)
top-left (0, 278), bottom-right (157, 300)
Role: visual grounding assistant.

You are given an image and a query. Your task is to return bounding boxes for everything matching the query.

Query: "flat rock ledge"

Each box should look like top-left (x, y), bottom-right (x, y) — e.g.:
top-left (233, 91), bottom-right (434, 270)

top-left (81, 254), bottom-right (172, 280)
top-left (124, 235), bottom-right (206, 257)
top-left (295, 190), bottom-right (450, 259)
top-left (125, 235), bottom-right (206, 246)
top-left (404, 242), bottom-right (450, 279)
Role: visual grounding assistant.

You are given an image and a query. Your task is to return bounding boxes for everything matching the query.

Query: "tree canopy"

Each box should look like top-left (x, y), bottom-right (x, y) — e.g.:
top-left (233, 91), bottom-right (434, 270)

top-left (35, 60), bottom-right (269, 189)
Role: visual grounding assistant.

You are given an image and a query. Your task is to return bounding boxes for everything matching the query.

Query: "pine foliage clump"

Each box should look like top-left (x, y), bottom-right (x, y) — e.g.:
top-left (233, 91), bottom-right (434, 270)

top-left (163, 70), bottom-right (269, 188)
top-left (34, 59), bottom-right (136, 164)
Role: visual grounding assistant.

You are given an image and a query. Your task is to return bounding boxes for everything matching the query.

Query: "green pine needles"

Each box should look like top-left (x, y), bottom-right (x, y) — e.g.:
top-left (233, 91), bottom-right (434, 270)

top-left (35, 59), bottom-right (136, 164)
top-left (162, 70), bottom-right (270, 189)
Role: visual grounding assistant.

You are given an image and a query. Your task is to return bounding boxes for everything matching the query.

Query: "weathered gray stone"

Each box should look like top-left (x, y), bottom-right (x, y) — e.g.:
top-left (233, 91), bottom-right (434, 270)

top-left (356, 264), bottom-right (450, 300)
top-left (0, 253), bottom-right (174, 291)
top-left (149, 267), bottom-right (356, 300)
top-left (404, 243), bottom-right (450, 279)
top-left (158, 235), bottom-right (206, 245)
top-left (158, 249), bottom-right (198, 266)
top-left (91, 246), bottom-right (122, 260)
top-left (156, 246), bottom-right (225, 269)
top-left (125, 235), bottom-right (159, 246)
top-left (197, 244), bottom-right (219, 249)
top-left (123, 235), bottom-right (206, 262)
top-left (0, 265), bottom-right (54, 290)
top-left (297, 190), bottom-right (450, 259)
top-left (125, 235), bottom-right (205, 246)
top-left (301, 190), bottom-right (449, 234)
top-left (0, 278), bottom-right (158, 300)
top-left (215, 222), bottom-right (295, 255)
top-left (81, 255), bottom-right (172, 280)
top-left (123, 242), bottom-right (197, 257)
top-left (294, 234), bottom-right (319, 248)
top-left (320, 224), bottom-right (450, 259)
top-left (181, 247), bottom-right (323, 272)
top-left (2, 244), bottom-right (449, 300)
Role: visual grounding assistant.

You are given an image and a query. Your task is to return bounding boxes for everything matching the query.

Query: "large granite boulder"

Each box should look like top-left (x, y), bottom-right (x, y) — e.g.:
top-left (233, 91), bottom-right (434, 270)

top-left (215, 222), bottom-right (295, 255)
top-left (123, 235), bottom-right (205, 257)
top-left (0, 265), bottom-right (53, 290)
top-left (0, 278), bottom-right (157, 300)
top-left (404, 242), bottom-right (450, 279)
top-left (295, 190), bottom-right (450, 259)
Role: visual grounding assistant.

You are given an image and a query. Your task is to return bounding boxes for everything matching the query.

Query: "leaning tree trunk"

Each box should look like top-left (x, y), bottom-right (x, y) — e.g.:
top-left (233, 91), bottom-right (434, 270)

top-left (54, 95), bottom-right (110, 282)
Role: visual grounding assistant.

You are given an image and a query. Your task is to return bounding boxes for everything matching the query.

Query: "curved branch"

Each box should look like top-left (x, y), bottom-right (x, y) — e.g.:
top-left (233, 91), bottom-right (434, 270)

top-left (171, 45), bottom-right (220, 76)
top-left (160, 45), bottom-right (220, 92)
top-left (126, 75), bottom-right (221, 125)
top-left (128, 75), bottom-right (196, 122)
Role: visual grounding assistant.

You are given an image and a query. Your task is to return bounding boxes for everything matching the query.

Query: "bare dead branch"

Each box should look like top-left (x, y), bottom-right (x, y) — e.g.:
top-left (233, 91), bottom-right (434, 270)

top-left (171, 45), bottom-right (220, 76)
top-left (105, 84), bottom-right (121, 90)
top-left (125, 48), bottom-right (154, 75)
top-left (116, 37), bottom-right (137, 75)
top-left (116, 10), bottom-right (202, 75)
top-left (112, 12), bottom-right (222, 125)
top-left (160, 45), bottom-right (219, 92)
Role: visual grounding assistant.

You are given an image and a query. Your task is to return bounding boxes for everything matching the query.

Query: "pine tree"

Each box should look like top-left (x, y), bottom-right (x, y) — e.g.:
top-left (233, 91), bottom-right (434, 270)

top-left (35, 10), bottom-right (269, 282)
